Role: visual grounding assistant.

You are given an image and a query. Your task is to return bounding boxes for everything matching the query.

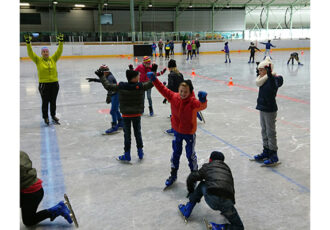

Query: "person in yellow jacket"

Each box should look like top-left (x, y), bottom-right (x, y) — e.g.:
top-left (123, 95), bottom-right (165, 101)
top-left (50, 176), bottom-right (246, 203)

top-left (24, 34), bottom-right (64, 125)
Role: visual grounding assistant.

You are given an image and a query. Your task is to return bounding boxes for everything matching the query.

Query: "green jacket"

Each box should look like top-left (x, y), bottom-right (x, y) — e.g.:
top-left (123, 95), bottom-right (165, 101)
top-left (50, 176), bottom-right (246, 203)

top-left (99, 75), bottom-right (153, 115)
top-left (26, 41), bottom-right (63, 83)
top-left (20, 151), bottom-right (38, 190)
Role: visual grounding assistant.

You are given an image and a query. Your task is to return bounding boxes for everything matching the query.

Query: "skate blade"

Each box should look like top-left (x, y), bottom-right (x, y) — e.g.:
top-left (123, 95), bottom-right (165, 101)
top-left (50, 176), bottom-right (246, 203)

top-left (249, 158), bottom-right (265, 162)
top-left (102, 131), bottom-right (119, 135)
top-left (163, 131), bottom-right (174, 136)
top-left (64, 194), bottom-right (79, 228)
top-left (203, 218), bottom-right (212, 230)
top-left (116, 157), bottom-right (132, 164)
top-left (261, 161), bottom-right (281, 167)
top-left (198, 112), bottom-right (206, 123)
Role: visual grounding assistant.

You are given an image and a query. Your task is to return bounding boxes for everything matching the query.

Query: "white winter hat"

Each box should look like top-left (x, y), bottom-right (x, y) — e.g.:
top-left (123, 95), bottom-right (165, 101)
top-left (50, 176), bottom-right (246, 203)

top-left (258, 57), bottom-right (274, 71)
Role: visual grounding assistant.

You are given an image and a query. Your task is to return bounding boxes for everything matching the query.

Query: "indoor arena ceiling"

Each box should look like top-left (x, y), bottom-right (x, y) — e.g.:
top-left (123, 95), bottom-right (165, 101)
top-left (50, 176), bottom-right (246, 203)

top-left (20, 0), bottom-right (310, 9)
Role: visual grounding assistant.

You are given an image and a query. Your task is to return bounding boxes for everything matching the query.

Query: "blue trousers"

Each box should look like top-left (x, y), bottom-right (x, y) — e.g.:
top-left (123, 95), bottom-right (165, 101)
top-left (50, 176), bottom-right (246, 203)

top-left (171, 130), bottom-right (198, 171)
top-left (123, 116), bottom-right (143, 152)
top-left (110, 93), bottom-right (122, 123)
top-left (189, 182), bottom-right (244, 230)
top-left (142, 89), bottom-right (152, 109)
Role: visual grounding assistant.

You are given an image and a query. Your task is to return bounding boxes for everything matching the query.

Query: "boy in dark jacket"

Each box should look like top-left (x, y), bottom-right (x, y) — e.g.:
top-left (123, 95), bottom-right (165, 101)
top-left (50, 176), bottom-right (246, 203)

top-left (287, 52), bottom-right (303, 65)
top-left (253, 57), bottom-right (283, 166)
top-left (20, 151), bottom-right (73, 226)
top-left (98, 69), bottom-right (154, 162)
top-left (248, 42), bottom-right (261, 63)
top-left (178, 151), bottom-right (244, 230)
top-left (87, 65), bottom-right (123, 134)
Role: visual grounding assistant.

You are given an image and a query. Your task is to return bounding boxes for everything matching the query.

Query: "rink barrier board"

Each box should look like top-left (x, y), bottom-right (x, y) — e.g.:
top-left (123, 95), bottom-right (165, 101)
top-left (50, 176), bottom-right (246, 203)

top-left (20, 47), bottom-right (310, 60)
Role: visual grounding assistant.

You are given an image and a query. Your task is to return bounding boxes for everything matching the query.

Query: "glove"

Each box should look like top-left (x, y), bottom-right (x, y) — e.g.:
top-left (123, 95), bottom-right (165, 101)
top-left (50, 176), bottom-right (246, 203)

top-left (106, 94), bottom-right (112, 104)
top-left (147, 72), bottom-right (156, 81)
top-left (151, 63), bottom-right (158, 72)
top-left (56, 33), bottom-right (64, 42)
top-left (95, 69), bottom-right (104, 78)
top-left (86, 78), bottom-right (100, 82)
top-left (198, 91), bottom-right (208, 103)
top-left (160, 68), bottom-right (167, 75)
top-left (265, 65), bottom-right (272, 77)
top-left (24, 34), bottom-right (32, 44)
top-left (128, 64), bottom-right (134, 70)
top-left (163, 81), bottom-right (167, 86)
top-left (162, 98), bottom-right (167, 104)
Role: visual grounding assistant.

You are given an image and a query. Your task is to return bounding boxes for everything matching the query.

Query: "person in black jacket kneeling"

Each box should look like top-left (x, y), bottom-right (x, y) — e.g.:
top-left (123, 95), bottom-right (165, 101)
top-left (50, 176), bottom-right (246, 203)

top-left (178, 151), bottom-right (244, 230)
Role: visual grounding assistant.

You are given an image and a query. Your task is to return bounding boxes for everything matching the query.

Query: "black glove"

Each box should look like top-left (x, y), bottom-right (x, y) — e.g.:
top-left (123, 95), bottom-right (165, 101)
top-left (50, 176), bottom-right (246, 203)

top-left (265, 65), bottom-right (272, 77)
top-left (86, 78), bottom-right (100, 82)
top-left (163, 81), bottom-right (167, 86)
top-left (151, 63), bottom-right (158, 72)
top-left (95, 69), bottom-right (104, 78)
top-left (160, 68), bottom-right (167, 75)
top-left (162, 98), bottom-right (167, 104)
top-left (56, 33), bottom-right (64, 42)
top-left (128, 64), bottom-right (134, 70)
top-left (24, 34), bottom-right (32, 44)
top-left (106, 94), bottom-right (112, 104)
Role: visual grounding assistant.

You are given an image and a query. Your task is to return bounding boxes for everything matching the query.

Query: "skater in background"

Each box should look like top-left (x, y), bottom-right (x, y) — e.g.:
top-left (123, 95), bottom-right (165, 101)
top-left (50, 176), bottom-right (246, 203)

top-left (287, 52), bottom-right (303, 65)
top-left (260, 40), bottom-right (276, 60)
top-left (147, 72), bottom-right (207, 188)
top-left (24, 33), bottom-right (64, 125)
top-left (134, 56), bottom-right (166, 116)
top-left (163, 59), bottom-right (184, 135)
top-left (186, 41), bottom-right (192, 60)
top-left (195, 38), bottom-right (200, 55)
top-left (151, 42), bottom-right (157, 57)
top-left (158, 39), bottom-right (164, 58)
top-left (165, 40), bottom-right (171, 60)
top-left (20, 151), bottom-right (73, 226)
top-left (178, 151), bottom-right (244, 230)
top-left (98, 68), bottom-right (156, 162)
top-left (86, 65), bottom-right (123, 134)
top-left (182, 40), bottom-right (187, 55)
top-left (248, 42), bottom-right (261, 63)
top-left (170, 40), bottom-right (175, 55)
top-left (191, 40), bottom-right (197, 58)
top-left (222, 42), bottom-right (231, 63)
top-left (253, 57), bottom-right (283, 166)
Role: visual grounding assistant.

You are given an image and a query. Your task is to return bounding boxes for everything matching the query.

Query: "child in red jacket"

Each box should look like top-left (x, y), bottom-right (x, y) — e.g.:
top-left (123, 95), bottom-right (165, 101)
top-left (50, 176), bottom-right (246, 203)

top-left (147, 72), bottom-right (207, 188)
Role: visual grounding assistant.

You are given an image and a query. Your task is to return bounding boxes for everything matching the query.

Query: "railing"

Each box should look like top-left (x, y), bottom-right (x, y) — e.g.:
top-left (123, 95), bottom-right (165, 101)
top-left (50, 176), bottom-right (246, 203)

top-left (20, 29), bottom-right (309, 43)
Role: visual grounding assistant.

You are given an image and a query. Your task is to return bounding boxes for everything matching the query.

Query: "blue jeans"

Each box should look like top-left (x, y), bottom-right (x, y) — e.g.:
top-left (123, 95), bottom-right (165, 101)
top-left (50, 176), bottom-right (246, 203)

top-left (123, 116), bottom-right (143, 152)
top-left (110, 93), bottom-right (122, 123)
top-left (152, 49), bottom-right (156, 56)
top-left (143, 89), bottom-right (152, 108)
top-left (171, 130), bottom-right (198, 171)
top-left (189, 182), bottom-right (244, 230)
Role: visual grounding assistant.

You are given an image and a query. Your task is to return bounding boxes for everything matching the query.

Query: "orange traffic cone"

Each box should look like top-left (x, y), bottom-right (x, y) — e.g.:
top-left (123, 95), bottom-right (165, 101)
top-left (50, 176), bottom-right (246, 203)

top-left (156, 53), bottom-right (158, 57)
top-left (301, 50), bottom-right (304, 55)
top-left (191, 69), bottom-right (196, 76)
top-left (128, 56), bottom-right (131, 60)
top-left (238, 50), bottom-right (241, 53)
top-left (135, 57), bottom-right (138, 62)
top-left (270, 49), bottom-right (273, 53)
top-left (228, 77), bottom-right (234, 86)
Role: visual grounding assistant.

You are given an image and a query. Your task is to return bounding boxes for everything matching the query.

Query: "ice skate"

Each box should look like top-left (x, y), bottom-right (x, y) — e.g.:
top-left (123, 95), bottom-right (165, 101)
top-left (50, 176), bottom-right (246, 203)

top-left (64, 194), bottom-right (79, 228)
top-left (44, 118), bottom-right (50, 126)
top-left (103, 122), bottom-right (119, 135)
top-left (52, 116), bottom-right (60, 125)
top-left (48, 201), bottom-right (73, 224)
top-left (261, 150), bottom-right (281, 167)
top-left (149, 106), bottom-right (154, 117)
top-left (203, 218), bottom-right (225, 230)
top-left (163, 168), bottom-right (177, 191)
top-left (178, 202), bottom-right (195, 223)
top-left (250, 148), bottom-right (269, 162)
top-left (164, 128), bottom-right (174, 135)
top-left (116, 152), bottom-right (132, 164)
top-left (137, 148), bottom-right (144, 160)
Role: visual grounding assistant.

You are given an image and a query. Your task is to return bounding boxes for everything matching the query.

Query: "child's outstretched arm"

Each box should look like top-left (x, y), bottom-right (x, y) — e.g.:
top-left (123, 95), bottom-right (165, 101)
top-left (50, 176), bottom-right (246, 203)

top-left (147, 72), bottom-right (175, 101)
top-left (98, 73), bottom-right (118, 92)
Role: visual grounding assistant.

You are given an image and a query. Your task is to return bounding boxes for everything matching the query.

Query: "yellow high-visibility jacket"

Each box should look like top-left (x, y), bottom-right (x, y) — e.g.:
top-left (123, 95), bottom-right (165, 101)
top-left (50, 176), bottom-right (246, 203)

top-left (26, 42), bottom-right (63, 83)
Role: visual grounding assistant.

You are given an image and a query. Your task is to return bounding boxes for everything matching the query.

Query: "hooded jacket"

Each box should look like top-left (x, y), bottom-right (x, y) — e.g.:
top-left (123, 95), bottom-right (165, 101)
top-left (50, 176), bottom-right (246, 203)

top-left (153, 78), bottom-right (207, 134)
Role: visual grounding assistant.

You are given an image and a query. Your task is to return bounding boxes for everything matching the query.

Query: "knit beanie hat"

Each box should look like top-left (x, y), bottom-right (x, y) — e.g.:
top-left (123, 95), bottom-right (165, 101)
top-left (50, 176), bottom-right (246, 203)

top-left (181, 79), bottom-right (194, 92)
top-left (210, 151), bottom-right (225, 161)
top-left (168, 59), bottom-right (176, 68)
top-left (257, 57), bottom-right (274, 71)
top-left (41, 47), bottom-right (49, 52)
top-left (126, 70), bottom-right (139, 81)
top-left (143, 56), bottom-right (151, 63)
top-left (99, 64), bottom-right (110, 72)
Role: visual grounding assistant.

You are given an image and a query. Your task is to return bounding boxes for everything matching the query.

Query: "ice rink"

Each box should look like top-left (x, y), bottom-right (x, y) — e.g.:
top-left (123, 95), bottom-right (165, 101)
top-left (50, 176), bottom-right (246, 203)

top-left (20, 50), bottom-right (310, 229)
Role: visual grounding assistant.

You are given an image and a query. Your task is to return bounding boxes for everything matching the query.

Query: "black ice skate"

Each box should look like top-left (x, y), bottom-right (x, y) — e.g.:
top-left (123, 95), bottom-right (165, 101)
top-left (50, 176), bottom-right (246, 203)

top-left (52, 116), bottom-right (60, 125)
top-left (44, 118), bottom-right (50, 126)
top-left (64, 194), bottom-right (79, 228)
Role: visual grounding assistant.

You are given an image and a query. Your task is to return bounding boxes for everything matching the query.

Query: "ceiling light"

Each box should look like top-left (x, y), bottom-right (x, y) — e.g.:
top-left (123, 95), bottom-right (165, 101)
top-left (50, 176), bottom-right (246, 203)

top-left (226, 3), bottom-right (230, 8)
top-left (20, 3), bottom-right (30, 6)
top-left (189, 5), bottom-right (193, 8)
top-left (104, 3), bottom-right (108, 6)
top-left (148, 4), bottom-right (152, 7)
top-left (53, 1), bottom-right (58, 4)
top-left (74, 4), bottom-right (85, 7)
